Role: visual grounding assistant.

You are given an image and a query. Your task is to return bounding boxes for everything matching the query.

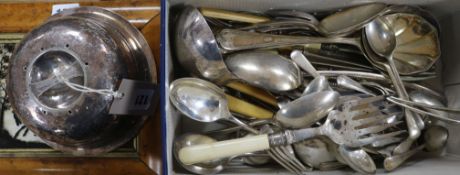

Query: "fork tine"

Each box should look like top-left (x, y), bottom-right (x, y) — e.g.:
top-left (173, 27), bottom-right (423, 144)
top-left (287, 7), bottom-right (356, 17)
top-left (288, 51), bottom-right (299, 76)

top-left (270, 148), bottom-right (303, 175)
top-left (355, 112), bottom-right (402, 126)
top-left (349, 96), bottom-right (385, 111)
top-left (371, 136), bottom-right (405, 147)
top-left (279, 146), bottom-right (310, 172)
top-left (269, 150), bottom-right (300, 174)
top-left (350, 108), bottom-right (380, 119)
top-left (358, 121), bottom-right (404, 136)
top-left (359, 130), bottom-right (407, 146)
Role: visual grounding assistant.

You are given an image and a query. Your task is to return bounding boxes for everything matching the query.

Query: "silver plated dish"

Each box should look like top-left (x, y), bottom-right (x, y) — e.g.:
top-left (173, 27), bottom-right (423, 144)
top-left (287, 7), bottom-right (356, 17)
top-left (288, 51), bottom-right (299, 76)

top-left (7, 7), bottom-right (157, 155)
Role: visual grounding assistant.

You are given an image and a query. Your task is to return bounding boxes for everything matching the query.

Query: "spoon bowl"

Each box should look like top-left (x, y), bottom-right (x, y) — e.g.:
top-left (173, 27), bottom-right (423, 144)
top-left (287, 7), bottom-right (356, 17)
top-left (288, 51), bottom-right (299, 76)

top-left (170, 78), bottom-right (259, 133)
top-left (302, 76), bottom-right (332, 95)
top-left (365, 17), bottom-right (397, 58)
top-left (424, 125), bottom-right (448, 152)
top-left (225, 51), bottom-right (302, 92)
top-left (174, 6), bottom-right (233, 84)
top-left (174, 134), bottom-right (226, 174)
top-left (338, 146), bottom-right (376, 174)
top-left (170, 78), bottom-right (231, 123)
top-left (364, 13), bottom-right (440, 75)
top-left (275, 91), bottom-right (339, 128)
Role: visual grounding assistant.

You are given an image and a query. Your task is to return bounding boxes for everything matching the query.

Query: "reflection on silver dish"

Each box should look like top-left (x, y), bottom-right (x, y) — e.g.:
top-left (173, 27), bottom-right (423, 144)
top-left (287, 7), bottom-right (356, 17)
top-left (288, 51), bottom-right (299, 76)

top-left (7, 7), bottom-right (156, 155)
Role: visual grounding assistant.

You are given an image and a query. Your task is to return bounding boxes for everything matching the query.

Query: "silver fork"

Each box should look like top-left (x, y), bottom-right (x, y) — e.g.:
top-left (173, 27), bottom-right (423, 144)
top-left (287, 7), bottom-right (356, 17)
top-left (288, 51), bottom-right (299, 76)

top-left (261, 124), bottom-right (310, 174)
top-left (177, 96), bottom-right (405, 165)
top-left (206, 121), bottom-right (308, 174)
top-left (278, 145), bottom-right (312, 172)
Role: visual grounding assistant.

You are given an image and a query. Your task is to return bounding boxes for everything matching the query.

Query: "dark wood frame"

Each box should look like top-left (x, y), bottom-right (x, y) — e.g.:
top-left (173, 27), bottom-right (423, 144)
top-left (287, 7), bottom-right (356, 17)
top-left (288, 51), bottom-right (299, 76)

top-left (0, 1), bottom-right (162, 174)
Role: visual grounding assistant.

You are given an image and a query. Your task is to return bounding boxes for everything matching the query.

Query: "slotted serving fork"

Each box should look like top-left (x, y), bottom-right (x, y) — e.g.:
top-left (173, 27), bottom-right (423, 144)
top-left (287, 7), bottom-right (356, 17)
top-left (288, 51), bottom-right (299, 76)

top-left (178, 96), bottom-right (405, 165)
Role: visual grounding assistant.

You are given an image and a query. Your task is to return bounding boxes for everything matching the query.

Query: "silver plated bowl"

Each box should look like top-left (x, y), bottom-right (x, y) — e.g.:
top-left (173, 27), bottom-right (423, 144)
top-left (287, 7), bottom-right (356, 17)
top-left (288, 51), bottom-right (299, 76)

top-left (7, 7), bottom-right (157, 155)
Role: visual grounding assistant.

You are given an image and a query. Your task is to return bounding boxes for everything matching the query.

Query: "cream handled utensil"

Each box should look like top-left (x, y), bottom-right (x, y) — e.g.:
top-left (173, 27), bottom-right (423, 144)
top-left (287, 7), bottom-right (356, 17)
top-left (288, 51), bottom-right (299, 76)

top-left (200, 7), bottom-right (270, 23)
top-left (179, 96), bottom-right (404, 165)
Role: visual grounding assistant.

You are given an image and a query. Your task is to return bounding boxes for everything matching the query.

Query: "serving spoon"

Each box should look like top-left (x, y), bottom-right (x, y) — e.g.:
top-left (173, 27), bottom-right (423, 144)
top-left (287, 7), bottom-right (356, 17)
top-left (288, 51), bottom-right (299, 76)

top-left (174, 5), bottom-right (278, 106)
top-left (169, 78), bottom-right (262, 133)
top-left (225, 51), bottom-right (302, 92)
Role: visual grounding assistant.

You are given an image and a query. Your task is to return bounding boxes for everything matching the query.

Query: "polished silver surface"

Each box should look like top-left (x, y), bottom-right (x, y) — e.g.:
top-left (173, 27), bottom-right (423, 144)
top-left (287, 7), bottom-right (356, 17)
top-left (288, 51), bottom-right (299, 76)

top-left (336, 75), bottom-right (376, 96)
top-left (383, 13), bottom-right (440, 75)
top-left (216, 28), bottom-right (362, 51)
top-left (384, 126), bottom-right (448, 171)
top-left (217, 13), bottom-right (439, 76)
top-left (169, 78), bottom-right (258, 133)
top-left (174, 6), bottom-right (234, 85)
top-left (28, 50), bottom-right (84, 109)
top-left (365, 18), bottom-right (423, 155)
top-left (365, 17), bottom-right (397, 59)
top-left (293, 138), bottom-right (336, 168)
top-left (290, 50), bottom-right (319, 78)
top-left (290, 50), bottom-right (332, 95)
top-left (7, 7), bottom-right (156, 155)
top-left (410, 91), bottom-right (448, 118)
top-left (168, 3), bottom-right (447, 174)
top-left (174, 134), bottom-right (226, 175)
top-left (266, 9), bottom-right (319, 25)
top-left (225, 51), bottom-right (302, 92)
top-left (260, 123), bottom-right (310, 175)
top-left (302, 76), bottom-right (332, 95)
top-left (318, 3), bottom-right (387, 36)
top-left (263, 4), bottom-right (387, 37)
top-left (275, 91), bottom-right (339, 128)
top-left (424, 125), bottom-right (448, 152)
top-left (338, 146), bottom-right (376, 174)
top-left (280, 96), bottom-right (405, 147)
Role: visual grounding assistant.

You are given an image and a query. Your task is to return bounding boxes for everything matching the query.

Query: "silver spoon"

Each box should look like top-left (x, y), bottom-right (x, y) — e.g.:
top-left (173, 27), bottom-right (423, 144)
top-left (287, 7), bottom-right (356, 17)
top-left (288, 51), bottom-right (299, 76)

top-left (336, 75), bottom-right (376, 96)
top-left (174, 6), bottom-right (233, 85)
top-left (338, 146), bottom-right (376, 174)
top-left (410, 91), bottom-right (447, 118)
top-left (318, 3), bottom-right (387, 36)
top-left (384, 125), bottom-right (448, 171)
top-left (175, 6), bottom-right (299, 92)
top-left (275, 91), bottom-right (339, 128)
top-left (302, 76), bottom-right (332, 95)
top-left (217, 13), bottom-right (439, 75)
top-left (364, 17), bottom-right (424, 154)
top-left (293, 138), bottom-right (336, 168)
top-left (174, 5), bottom-right (279, 106)
top-left (263, 4), bottom-right (387, 36)
top-left (290, 50), bottom-right (332, 95)
top-left (291, 50), bottom-right (319, 78)
top-left (225, 51), bottom-right (302, 92)
top-left (169, 78), bottom-right (259, 134)
top-left (174, 134), bottom-right (226, 174)
top-left (266, 9), bottom-right (319, 24)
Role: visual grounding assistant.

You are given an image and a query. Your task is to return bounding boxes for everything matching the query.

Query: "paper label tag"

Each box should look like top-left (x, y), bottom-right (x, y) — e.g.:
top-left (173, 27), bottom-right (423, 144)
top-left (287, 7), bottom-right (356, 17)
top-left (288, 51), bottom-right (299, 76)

top-left (51, 3), bottom-right (80, 15)
top-left (109, 79), bottom-right (158, 116)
